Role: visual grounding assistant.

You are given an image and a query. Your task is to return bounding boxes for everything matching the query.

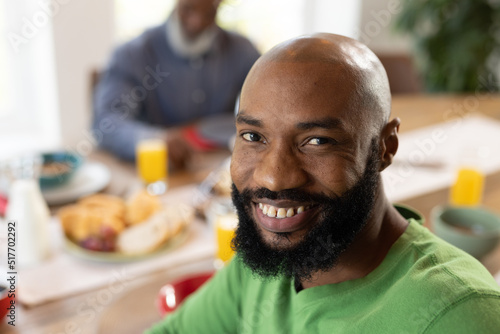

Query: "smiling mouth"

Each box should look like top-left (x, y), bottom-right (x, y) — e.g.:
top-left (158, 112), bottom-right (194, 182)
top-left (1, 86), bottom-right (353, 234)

top-left (257, 202), bottom-right (313, 219)
top-left (252, 201), bottom-right (318, 234)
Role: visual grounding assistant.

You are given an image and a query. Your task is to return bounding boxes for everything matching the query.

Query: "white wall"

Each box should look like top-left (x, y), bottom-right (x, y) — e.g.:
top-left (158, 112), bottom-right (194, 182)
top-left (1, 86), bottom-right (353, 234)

top-left (303, 0), bottom-right (362, 39)
top-left (52, 0), bottom-right (115, 150)
top-left (359, 0), bottom-right (411, 53)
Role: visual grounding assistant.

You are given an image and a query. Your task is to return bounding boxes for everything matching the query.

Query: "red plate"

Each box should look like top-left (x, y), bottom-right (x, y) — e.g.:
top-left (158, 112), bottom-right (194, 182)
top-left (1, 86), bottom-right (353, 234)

top-left (0, 194), bottom-right (7, 217)
top-left (156, 272), bottom-right (214, 317)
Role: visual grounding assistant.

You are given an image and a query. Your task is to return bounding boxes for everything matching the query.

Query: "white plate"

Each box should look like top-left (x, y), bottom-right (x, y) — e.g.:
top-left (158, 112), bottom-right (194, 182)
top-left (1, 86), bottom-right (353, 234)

top-left (64, 225), bottom-right (190, 263)
top-left (42, 162), bottom-right (111, 205)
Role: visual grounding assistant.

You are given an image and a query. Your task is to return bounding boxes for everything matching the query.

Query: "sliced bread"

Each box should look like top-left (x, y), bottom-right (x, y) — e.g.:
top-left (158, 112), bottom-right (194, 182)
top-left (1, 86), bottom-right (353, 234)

top-left (117, 204), bottom-right (194, 255)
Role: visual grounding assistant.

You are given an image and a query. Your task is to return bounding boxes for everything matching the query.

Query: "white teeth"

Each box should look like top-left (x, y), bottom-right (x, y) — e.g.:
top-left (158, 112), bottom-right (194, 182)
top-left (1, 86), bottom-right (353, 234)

top-left (267, 206), bottom-right (277, 217)
top-left (277, 208), bottom-right (286, 218)
top-left (258, 203), bottom-right (309, 219)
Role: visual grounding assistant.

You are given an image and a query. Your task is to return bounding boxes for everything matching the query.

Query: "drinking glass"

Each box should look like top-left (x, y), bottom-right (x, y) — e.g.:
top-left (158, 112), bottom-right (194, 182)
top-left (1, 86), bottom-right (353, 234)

top-left (214, 211), bottom-right (238, 269)
top-left (136, 139), bottom-right (168, 195)
top-left (450, 168), bottom-right (484, 206)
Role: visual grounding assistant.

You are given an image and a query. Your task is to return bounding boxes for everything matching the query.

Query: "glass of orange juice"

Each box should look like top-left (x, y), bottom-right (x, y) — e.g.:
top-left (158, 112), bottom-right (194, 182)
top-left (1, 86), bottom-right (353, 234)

top-left (450, 168), bottom-right (484, 206)
top-left (214, 212), bottom-right (238, 269)
top-left (136, 138), bottom-right (168, 195)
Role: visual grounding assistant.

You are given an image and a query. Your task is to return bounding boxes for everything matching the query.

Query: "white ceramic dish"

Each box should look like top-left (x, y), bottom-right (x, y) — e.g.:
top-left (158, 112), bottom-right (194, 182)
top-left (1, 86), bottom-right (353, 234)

top-left (42, 162), bottom-right (111, 205)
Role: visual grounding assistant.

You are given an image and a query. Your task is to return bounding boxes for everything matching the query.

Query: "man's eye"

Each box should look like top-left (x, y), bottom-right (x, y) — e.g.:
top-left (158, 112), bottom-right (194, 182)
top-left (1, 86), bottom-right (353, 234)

top-left (242, 132), bottom-right (262, 142)
top-left (307, 137), bottom-right (332, 146)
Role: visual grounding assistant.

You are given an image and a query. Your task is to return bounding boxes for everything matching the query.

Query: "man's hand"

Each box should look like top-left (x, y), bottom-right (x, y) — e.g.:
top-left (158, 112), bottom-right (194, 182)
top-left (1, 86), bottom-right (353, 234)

top-left (166, 128), bottom-right (192, 170)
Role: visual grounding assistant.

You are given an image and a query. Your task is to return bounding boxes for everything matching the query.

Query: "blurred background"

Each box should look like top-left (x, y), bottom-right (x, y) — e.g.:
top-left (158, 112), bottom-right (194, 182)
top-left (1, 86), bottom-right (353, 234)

top-left (1, 2), bottom-right (500, 332)
top-left (0, 0), bottom-right (499, 157)
top-left (0, 0), bottom-right (350, 158)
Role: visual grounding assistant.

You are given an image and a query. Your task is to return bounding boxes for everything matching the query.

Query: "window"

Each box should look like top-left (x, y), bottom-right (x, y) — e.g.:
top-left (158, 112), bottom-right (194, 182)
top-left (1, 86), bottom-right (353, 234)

top-left (216, 0), bottom-right (306, 52)
top-left (0, 1), bottom-right (13, 118)
top-left (114, 0), bottom-right (175, 43)
top-left (0, 0), bottom-right (60, 159)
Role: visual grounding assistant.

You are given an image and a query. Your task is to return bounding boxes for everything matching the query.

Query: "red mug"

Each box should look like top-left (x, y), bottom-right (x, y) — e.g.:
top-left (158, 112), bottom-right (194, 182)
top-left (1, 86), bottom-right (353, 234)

top-left (156, 272), bottom-right (214, 317)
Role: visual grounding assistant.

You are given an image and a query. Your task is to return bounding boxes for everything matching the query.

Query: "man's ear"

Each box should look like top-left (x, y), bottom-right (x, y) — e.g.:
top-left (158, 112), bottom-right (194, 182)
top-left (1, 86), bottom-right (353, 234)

top-left (379, 118), bottom-right (400, 171)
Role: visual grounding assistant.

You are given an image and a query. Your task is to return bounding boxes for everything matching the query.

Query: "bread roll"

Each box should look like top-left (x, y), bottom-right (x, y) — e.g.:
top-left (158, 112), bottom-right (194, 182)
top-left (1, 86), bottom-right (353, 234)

top-left (117, 204), bottom-right (194, 255)
top-left (125, 190), bottom-right (162, 225)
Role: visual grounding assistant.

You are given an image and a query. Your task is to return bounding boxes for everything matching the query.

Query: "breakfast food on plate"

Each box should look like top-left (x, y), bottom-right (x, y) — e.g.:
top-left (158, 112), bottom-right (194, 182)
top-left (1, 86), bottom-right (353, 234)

top-left (78, 194), bottom-right (126, 216)
top-left (58, 203), bottom-right (125, 250)
top-left (57, 191), bottom-right (191, 254)
top-left (41, 161), bottom-right (72, 176)
top-left (117, 204), bottom-right (194, 255)
top-left (125, 189), bottom-right (162, 225)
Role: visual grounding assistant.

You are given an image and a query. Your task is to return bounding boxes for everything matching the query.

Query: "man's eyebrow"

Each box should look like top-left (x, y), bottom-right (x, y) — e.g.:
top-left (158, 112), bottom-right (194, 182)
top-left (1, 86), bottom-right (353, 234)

top-left (296, 117), bottom-right (343, 130)
top-left (236, 113), bottom-right (262, 127)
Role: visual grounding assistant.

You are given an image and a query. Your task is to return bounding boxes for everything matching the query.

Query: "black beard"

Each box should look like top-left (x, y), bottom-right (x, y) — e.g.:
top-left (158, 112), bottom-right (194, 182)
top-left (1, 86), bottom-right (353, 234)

top-left (231, 140), bottom-right (380, 281)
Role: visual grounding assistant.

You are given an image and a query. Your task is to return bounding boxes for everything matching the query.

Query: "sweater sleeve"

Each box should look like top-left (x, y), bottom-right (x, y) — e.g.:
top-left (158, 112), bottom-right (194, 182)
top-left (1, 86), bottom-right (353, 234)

top-left (145, 257), bottom-right (244, 334)
top-left (92, 45), bottom-right (165, 161)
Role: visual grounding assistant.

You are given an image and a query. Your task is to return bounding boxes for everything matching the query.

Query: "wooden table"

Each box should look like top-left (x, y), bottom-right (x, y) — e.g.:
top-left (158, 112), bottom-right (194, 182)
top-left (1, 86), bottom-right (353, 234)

top-left (390, 95), bottom-right (500, 276)
top-left (391, 94), bottom-right (500, 218)
top-left (1, 149), bottom-right (231, 334)
top-left (2, 94), bottom-right (500, 333)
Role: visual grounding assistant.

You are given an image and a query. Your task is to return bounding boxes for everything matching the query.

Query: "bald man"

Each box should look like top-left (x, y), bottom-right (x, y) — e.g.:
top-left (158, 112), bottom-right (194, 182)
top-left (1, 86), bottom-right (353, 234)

top-left (147, 34), bottom-right (500, 333)
top-left (93, 0), bottom-right (259, 168)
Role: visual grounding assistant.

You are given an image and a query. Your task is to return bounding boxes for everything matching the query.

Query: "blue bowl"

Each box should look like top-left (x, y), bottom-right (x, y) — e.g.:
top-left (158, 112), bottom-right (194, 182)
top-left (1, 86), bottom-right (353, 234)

top-left (39, 152), bottom-right (83, 189)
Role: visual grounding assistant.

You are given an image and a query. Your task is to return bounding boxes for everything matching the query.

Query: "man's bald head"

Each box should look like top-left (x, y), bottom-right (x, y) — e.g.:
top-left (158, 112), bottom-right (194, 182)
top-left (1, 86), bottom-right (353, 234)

top-left (241, 33), bottom-right (391, 135)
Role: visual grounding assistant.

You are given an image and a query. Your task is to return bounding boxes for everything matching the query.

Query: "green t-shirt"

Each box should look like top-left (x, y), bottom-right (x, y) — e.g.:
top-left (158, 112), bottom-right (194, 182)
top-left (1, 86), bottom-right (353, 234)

top-left (147, 207), bottom-right (500, 333)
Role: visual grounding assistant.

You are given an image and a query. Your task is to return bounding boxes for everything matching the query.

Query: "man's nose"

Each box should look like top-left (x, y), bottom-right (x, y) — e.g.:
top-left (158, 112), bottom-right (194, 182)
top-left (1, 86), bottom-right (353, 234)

top-left (252, 143), bottom-right (309, 192)
top-left (185, 14), bottom-right (209, 37)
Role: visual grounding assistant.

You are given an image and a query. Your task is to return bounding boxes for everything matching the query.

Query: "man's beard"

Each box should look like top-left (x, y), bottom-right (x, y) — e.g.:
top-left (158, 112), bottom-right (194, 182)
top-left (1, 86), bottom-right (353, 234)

top-left (166, 10), bottom-right (218, 58)
top-left (231, 140), bottom-right (380, 281)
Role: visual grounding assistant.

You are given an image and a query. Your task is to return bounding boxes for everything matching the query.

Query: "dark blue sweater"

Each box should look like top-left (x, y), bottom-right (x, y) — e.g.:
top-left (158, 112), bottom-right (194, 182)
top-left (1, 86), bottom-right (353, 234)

top-left (93, 21), bottom-right (260, 160)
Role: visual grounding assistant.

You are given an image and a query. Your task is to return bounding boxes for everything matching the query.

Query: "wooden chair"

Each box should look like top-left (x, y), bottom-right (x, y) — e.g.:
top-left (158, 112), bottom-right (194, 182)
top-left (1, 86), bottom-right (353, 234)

top-left (376, 53), bottom-right (422, 94)
top-left (90, 68), bottom-right (101, 95)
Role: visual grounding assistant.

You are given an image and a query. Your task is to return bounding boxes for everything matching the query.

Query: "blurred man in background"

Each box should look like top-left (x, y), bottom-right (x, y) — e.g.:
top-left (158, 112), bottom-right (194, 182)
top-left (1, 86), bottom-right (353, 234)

top-left (93, 0), bottom-right (260, 168)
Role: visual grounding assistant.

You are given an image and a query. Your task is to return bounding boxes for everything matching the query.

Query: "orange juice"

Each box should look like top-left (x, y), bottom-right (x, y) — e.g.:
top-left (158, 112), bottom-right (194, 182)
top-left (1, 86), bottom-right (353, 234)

top-left (136, 139), bottom-right (168, 184)
top-left (215, 213), bottom-right (238, 264)
top-left (450, 168), bottom-right (484, 206)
